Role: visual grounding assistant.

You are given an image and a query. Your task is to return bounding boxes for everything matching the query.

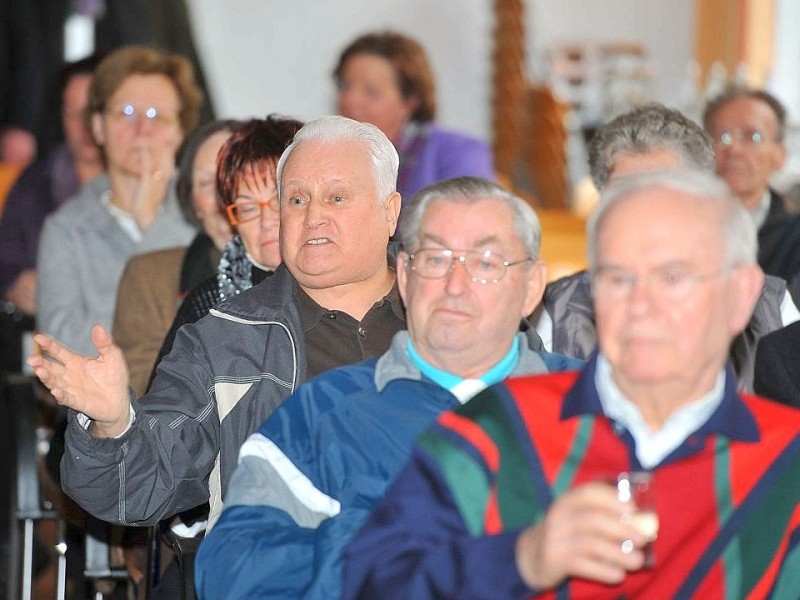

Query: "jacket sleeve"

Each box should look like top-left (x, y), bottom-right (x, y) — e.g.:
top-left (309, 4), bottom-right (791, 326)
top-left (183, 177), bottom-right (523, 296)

top-left (195, 384), bottom-right (360, 600)
top-left (195, 384), bottom-right (343, 600)
top-left (60, 321), bottom-right (220, 525)
top-left (342, 448), bottom-right (535, 600)
top-left (113, 252), bottom-right (180, 397)
top-left (754, 325), bottom-right (800, 408)
top-left (36, 214), bottom-right (98, 354)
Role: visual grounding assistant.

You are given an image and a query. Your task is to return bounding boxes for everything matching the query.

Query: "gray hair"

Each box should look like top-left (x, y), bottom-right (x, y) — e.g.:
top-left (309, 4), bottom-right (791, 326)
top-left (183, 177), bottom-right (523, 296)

top-left (588, 103), bottom-right (715, 189)
top-left (703, 86), bottom-right (788, 142)
top-left (276, 115), bottom-right (399, 202)
top-left (400, 176), bottom-right (541, 259)
top-left (587, 169), bottom-right (757, 270)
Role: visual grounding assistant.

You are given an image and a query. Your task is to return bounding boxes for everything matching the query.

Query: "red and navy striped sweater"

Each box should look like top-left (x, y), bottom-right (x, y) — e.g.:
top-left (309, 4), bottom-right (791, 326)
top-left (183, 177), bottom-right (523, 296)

top-left (344, 359), bottom-right (800, 599)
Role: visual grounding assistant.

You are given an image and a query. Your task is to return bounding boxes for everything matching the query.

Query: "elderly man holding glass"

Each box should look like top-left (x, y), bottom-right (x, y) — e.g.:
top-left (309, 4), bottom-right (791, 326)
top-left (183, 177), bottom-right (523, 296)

top-left (344, 170), bottom-right (800, 599)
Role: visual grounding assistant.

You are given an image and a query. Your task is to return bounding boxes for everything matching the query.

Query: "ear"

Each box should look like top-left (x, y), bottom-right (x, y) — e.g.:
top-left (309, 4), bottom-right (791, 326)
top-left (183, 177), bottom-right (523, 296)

top-left (520, 259), bottom-right (548, 318)
top-left (385, 191), bottom-right (402, 236)
top-left (396, 250), bottom-right (410, 306)
top-left (771, 142), bottom-right (788, 172)
top-left (727, 263), bottom-right (765, 335)
top-left (90, 112), bottom-right (106, 146)
top-left (403, 95), bottom-right (420, 120)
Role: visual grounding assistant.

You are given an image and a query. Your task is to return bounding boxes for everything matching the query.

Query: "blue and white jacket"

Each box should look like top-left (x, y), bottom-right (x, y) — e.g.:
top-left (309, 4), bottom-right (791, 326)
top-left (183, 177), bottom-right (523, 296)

top-left (195, 331), bottom-right (581, 599)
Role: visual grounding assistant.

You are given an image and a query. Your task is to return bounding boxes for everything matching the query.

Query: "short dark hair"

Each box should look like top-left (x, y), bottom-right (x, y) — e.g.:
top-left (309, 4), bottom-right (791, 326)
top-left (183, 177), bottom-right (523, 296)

top-left (588, 103), bottom-right (715, 189)
top-left (88, 45), bottom-right (203, 135)
top-left (216, 115), bottom-right (304, 208)
top-left (703, 87), bottom-right (787, 142)
top-left (175, 119), bottom-right (239, 227)
top-left (59, 53), bottom-right (104, 96)
top-left (333, 31), bottom-right (436, 123)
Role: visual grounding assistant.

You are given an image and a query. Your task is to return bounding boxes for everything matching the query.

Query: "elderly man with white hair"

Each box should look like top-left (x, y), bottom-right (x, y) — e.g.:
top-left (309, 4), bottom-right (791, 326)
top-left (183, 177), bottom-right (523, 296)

top-left (345, 170), bottom-right (800, 598)
top-left (28, 116), bottom-right (408, 528)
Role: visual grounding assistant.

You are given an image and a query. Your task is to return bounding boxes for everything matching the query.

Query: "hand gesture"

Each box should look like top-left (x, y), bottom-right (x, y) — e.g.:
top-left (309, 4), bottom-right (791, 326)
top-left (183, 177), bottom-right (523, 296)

top-left (130, 138), bottom-right (174, 230)
top-left (515, 482), bottom-right (648, 590)
top-left (27, 324), bottom-right (132, 438)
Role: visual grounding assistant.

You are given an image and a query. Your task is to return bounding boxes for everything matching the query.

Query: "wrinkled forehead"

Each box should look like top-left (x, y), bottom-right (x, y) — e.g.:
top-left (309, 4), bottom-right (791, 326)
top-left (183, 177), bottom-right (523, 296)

top-left (710, 97), bottom-right (779, 132)
top-left (417, 197), bottom-right (520, 247)
top-left (283, 139), bottom-right (373, 181)
top-left (597, 188), bottom-right (725, 265)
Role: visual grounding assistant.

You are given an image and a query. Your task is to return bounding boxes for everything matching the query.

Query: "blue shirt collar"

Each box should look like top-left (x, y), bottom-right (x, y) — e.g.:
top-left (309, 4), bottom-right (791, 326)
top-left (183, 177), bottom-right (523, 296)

top-left (406, 337), bottom-right (520, 391)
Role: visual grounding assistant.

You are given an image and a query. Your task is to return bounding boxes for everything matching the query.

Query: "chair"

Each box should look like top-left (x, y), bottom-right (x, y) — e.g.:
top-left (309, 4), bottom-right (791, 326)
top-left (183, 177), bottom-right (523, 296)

top-left (1, 374), bottom-right (67, 600)
top-left (82, 518), bottom-right (132, 600)
top-left (146, 520), bottom-right (203, 600)
top-left (536, 208), bottom-right (588, 281)
top-left (163, 529), bottom-right (202, 600)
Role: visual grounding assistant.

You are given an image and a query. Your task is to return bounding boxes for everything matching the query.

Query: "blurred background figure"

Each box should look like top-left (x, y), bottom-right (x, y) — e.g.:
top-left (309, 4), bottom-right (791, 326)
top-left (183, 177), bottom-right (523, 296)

top-left (335, 31), bottom-right (495, 224)
top-left (0, 54), bottom-right (105, 373)
top-left (0, 0), bottom-right (214, 166)
top-left (703, 88), bottom-right (800, 295)
top-left (36, 45), bottom-right (201, 355)
top-left (113, 118), bottom-right (238, 396)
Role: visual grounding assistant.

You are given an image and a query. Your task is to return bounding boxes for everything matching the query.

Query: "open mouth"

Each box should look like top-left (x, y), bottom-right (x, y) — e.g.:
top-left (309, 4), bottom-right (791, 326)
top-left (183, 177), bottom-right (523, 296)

top-left (306, 238), bottom-right (330, 245)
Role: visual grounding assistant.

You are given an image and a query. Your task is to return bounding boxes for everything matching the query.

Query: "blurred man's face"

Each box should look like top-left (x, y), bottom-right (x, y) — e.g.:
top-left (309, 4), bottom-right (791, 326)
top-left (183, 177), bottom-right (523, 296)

top-left (593, 187), bottom-right (759, 401)
top-left (62, 73), bottom-right (100, 162)
top-left (608, 149), bottom-right (684, 182)
top-left (707, 97), bottom-right (787, 209)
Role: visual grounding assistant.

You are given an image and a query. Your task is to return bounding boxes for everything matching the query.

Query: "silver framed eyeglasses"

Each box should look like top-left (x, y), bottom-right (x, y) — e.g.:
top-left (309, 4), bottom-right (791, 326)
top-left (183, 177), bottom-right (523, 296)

top-left (590, 265), bottom-right (724, 301)
top-left (408, 248), bottom-right (532, 284)
top-left (106, 103), bottom-right (177, 129)
top-left (716, 128), bottom-right (766, 146)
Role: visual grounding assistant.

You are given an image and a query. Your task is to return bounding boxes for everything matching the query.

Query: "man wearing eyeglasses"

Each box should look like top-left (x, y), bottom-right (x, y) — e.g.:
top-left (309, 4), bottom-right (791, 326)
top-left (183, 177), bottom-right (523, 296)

top-left (344, 170), bottom-right (800, 599)
top-left (703, 88), bottom-right (799, 285)
top-left (194, 176), bottom-right (580, 599)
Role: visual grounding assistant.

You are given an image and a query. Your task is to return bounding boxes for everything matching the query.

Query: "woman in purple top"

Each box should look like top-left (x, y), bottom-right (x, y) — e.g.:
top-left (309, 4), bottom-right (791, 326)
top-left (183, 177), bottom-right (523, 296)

top-left (334, 32), bottom-right (495, 215)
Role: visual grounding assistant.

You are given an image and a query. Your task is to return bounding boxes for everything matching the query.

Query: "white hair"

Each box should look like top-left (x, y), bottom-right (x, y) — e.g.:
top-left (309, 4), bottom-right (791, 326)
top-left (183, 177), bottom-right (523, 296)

top-left (276, 115), bottom-right (399, 202)
top-left (587, 169), bottom-right (757, 270)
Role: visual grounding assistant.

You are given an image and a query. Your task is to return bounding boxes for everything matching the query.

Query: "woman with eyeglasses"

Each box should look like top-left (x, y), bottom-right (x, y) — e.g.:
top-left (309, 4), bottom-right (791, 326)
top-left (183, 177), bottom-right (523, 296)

top-left (37, 46), bottom-right (201, 355)
top-left (148, 115), bottom-right (303, 385)
top-left (113, 119), bottom-right (239, 397)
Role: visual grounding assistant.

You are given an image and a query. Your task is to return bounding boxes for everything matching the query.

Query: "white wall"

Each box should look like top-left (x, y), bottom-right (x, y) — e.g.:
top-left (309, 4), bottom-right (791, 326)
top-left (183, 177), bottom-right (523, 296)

top-left (527, 0), bottom-right (695, 109)
top-left (187, 0), bottom-right (697, 141)
top-left (772, 0), bottom-right (800, 123)
top-left (186, 0), bottom-right (494, 138)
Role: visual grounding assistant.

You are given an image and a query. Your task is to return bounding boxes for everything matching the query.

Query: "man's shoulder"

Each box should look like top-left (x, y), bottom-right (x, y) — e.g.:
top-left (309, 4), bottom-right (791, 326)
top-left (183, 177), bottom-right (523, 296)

top-left (255, 357), bottom-right (390, 446)
top-left (544, 270), bottom-right (591, 304)
top-left (426, 125), bottom-right (488, 149)
top-left (757, 320), bottom-right (800, 359)
top-left (212, 265), bottom-right (296, 321)
top-left (740, 391), bottom-right (800, 448)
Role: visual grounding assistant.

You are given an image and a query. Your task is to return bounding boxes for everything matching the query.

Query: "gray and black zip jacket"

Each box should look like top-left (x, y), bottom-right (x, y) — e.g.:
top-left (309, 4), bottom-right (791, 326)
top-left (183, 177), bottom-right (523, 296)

top-left (61, 262), bottom-right (306, 528)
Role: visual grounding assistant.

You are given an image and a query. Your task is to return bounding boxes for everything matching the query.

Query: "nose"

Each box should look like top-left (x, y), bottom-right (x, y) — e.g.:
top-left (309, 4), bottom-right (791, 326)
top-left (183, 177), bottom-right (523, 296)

top-left (260, 200), bottom-right (279, 229)
top-left (444, 257), bottom-right (471, 296)
top-left (134, 115), bottom-right (156, 136)
top-left (626, 274), bottom-right (656, 315)
top-left (338, 88), bottom-right (361, 119)
top-left (303, 198), bottom-right (328, 229)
